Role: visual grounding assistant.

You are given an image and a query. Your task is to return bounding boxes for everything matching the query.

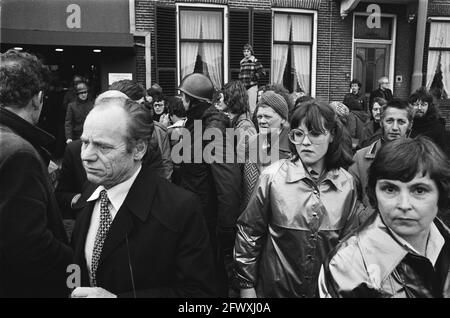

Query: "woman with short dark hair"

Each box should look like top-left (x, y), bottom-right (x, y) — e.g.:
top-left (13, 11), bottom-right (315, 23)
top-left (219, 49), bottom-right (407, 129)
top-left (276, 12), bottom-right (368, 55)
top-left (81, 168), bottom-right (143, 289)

top-left (234, 101), bottom-right (361, 298)
top-left (319, 136), bottom-right (450, 298)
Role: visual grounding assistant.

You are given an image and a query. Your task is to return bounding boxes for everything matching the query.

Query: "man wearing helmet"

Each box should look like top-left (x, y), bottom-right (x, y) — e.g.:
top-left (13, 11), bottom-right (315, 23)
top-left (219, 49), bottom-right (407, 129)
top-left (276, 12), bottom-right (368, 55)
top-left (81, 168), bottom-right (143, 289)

top-left (178, 73), bottom-right (242, 297)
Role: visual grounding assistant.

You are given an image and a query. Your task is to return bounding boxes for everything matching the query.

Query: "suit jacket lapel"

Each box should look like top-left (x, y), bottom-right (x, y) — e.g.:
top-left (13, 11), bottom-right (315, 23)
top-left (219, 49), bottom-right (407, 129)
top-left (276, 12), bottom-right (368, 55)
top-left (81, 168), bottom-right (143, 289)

top-left (98, 166), bottom-right (158, 267)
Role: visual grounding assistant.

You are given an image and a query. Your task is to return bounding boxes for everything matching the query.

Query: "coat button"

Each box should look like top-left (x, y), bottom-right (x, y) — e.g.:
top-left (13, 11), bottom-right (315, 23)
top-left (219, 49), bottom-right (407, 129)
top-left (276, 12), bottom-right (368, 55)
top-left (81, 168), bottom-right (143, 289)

top-left (313, 190), bottom-right (318, 195)
top-left (312, 212), bottom-right (318, 217)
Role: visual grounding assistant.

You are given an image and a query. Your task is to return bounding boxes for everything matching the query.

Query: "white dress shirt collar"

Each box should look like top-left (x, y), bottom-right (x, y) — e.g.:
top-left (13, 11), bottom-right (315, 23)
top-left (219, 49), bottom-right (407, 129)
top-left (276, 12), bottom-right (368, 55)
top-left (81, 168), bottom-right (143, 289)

top-left (389, 222), bottom-right (445, 266)
top-left (87, 164), bottom-right (142, 216)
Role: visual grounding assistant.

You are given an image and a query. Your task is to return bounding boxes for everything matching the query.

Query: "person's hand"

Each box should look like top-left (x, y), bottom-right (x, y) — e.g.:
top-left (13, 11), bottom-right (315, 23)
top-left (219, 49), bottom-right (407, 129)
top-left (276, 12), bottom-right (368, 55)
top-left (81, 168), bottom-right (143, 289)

top-left (249, 55), bottom-right (256, 62)
top-left (240, 288), bottom-right (257, 298)
top-left (66, 139), bottom-right (73, 144)
top-left (159, 113), bottom-right (170, 127)
top-left (71, 287), bottom-right (117, 298)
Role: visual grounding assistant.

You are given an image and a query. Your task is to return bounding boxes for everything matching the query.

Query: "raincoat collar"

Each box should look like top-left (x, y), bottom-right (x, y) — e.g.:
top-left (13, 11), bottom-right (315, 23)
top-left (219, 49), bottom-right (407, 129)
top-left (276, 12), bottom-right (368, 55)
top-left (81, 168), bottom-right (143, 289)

top-left (358, 214), bottom-right (449, 285)
top-left (285, 159), bottom-right (345, 191)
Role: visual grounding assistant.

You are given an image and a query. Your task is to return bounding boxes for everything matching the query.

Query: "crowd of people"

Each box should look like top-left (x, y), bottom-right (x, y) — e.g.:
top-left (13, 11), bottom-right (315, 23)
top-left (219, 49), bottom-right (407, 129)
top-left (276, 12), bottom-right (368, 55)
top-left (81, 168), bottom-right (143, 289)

top-left (1, 47), bottom-right (449, 298)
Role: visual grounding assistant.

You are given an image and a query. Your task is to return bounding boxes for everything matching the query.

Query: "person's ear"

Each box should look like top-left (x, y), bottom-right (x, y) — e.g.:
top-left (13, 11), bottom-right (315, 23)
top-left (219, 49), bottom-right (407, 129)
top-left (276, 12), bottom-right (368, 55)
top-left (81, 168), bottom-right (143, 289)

top-left (134, 140), bottom-right (148, 161)
top-left (31, 91), bottom-right (44, 110)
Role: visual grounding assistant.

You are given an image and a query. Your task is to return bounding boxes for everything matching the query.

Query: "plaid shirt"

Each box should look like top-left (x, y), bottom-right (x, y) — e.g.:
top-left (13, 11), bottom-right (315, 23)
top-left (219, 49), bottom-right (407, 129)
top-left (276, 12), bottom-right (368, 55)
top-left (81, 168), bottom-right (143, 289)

top-left (239, 57), bottom-right (264, 89)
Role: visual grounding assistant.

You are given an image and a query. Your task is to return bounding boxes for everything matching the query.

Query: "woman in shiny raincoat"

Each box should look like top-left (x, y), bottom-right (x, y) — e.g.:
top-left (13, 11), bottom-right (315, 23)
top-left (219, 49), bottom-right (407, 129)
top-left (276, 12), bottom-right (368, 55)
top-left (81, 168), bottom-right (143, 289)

top-left (234, 101), bottom-right (363, 298)
top-left (319, 137), bottom-right (450, 298)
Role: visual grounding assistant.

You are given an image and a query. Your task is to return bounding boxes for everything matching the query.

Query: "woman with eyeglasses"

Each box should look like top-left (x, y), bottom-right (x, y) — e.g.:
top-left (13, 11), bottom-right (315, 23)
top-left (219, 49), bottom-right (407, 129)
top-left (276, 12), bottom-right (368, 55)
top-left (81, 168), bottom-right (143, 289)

top-left (234, 101), bottom-right (362, 298)
top-left (319, 137), bottom-right (450, 298)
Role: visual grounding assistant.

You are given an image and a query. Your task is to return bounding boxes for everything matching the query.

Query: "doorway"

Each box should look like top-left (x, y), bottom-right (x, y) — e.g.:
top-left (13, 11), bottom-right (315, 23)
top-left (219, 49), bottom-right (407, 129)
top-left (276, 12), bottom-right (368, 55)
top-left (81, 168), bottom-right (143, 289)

top-left (353, 43), bottom-right (391, 97)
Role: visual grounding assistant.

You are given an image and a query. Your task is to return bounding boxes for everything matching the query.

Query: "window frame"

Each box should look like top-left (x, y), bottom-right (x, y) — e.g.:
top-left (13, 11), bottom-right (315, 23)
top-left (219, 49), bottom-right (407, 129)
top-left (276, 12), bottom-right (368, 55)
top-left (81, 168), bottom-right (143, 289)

top-left (176, 3), bottom-right (228, 88)
top-left (271, 8), bottom-right (317, 97)
top-left (428, 18), bottom-right (450, 52)
top-left (351, 12), bottom-right (397, 92)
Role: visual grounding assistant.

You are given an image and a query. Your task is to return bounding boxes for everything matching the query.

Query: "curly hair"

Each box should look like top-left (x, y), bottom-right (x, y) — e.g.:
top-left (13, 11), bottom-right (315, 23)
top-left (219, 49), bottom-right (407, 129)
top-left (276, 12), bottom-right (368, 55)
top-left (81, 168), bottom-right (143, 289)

top-left (221, 80), bottom-right (250, 126)
top-left (350, 79), bottom-right (362, 88)
top-left (289, 101), bottom-right (354, 171)
top-left (408, 86), bottom-right (441, 121)
top-left (0, 49), bottom-right (49, 108)
top-left (367, 136), bottom-right (450, 210)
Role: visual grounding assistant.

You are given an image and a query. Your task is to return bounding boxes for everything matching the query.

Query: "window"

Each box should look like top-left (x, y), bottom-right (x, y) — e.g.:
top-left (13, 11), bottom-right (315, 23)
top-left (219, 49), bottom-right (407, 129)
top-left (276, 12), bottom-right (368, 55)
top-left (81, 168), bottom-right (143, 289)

top-left (427, 21), bottom-right (450, 99)
top-left (178, 6), bottom-right (226, 89)
top-left (228, 9), bottom-right (271, 86)
top-left (272, 11), bottom-right (315, 95)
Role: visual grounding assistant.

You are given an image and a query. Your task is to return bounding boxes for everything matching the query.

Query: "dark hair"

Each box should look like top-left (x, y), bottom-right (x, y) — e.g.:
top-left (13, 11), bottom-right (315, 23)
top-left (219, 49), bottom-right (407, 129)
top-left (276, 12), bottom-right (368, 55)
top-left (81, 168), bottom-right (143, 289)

top-left (289, 101), bottom-right (354, 171)
top-left (381, 98), bottom-right (414, 122)
top-left (350, 79), bottom-right (362, 88)
top-left (369, 97), bottom-right (387, 112)
top-left (243, 43), bottom-right (254, 55)
top-left (367, 136), bottom-right (450, 210)
top-left (94, 97), bottom-right (154, 153)
top-left (109, 79), bottom-right (146, 101)
top-left (408, 86), bottom-right (441, 121)
top-left (166, 96), bottom-right (185, 118)
top-left (0, 49), bottom-right (50, 108)
top-left (222, 81), bottom-right (250, 126)
top-left (290, 95), bottom-right (316, 118)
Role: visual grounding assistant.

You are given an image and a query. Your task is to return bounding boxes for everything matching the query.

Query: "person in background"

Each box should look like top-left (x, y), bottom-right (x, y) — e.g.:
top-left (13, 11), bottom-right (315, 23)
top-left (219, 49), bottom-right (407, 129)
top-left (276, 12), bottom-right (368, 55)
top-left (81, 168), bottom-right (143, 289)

top-left (369, 76), bottom-right (393, 107)
top-left (65, 81), bottom-right (94, 144)
top-left (63, 75), bottom-right (84, 111)
top-left (409, 87), bottom-right (446, 152)
top-left (109, 80), bottom-right (173, 181)
top-left (343, 79), bottom-right (367, 112)
top-left (359, 97), bottom-right (386, 149)
top-left (146, 83), bottom-right (163, 105)
top-left (178, 73), bottom-right (242, 297)
top-left (329, 101), bottom-right (364, 152)
top-left (0, 49), bottom-right (73, 297)
top-left (349, 98), bottom-right (414, 212)
top-left (242, 91), bottom-right (291, 210)
top-left (239, 44), bottom-right (265, 115)
top-left (235, 100), bottom-right (360, 298)
top-left (152, 96), bottom-right (168, 122)
top-left (319, 137), bottom-right (450, 298)
top-left (217, 80), bottom-right (257, 159)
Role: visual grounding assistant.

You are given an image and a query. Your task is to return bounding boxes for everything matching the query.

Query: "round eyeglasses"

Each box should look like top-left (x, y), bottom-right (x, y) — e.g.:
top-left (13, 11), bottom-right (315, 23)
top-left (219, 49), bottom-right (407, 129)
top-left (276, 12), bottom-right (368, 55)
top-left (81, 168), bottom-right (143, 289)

top-left (288, 128), bottom-right (329, 144)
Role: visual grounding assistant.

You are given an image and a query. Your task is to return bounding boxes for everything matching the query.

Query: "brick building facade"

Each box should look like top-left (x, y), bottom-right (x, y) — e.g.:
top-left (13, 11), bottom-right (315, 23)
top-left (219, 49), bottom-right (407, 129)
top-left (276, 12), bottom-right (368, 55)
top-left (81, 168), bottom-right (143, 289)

top-left (132, 0), bottom-right (450, 129)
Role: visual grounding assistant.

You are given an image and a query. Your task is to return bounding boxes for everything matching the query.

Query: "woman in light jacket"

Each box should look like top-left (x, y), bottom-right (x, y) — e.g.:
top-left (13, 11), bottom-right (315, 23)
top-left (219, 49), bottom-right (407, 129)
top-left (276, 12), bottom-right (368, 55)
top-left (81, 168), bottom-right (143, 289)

top-left (234, 101), bottom-right (362, 298)
top-left (319, 136), bottom-right (450, 298)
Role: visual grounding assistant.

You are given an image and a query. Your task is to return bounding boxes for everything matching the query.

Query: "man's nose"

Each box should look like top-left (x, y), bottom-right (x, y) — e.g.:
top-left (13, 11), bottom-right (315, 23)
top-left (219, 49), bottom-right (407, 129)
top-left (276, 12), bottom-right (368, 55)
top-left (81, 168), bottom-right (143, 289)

top-left (392, 121), bottom-right (399, 130)
top-left (81, 143), bottom-right (97, 161)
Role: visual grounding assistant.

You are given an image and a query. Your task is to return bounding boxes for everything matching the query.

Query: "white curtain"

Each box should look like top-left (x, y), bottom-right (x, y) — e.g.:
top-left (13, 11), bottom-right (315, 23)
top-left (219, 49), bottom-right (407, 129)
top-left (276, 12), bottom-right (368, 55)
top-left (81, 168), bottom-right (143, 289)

top-left (291, 14), bottom-right (312, 94)
top-left (290, 14), bottom-right (312, 42)
top-left (428, 22), bottom-right (450, 94)
top-left (441, 52), bottom-right (450, 96)
top-left (201, 12), bottom-right (223, 89)
top-left (292, 45), bottom-right (311, 94)
top-left (180, 11), bottom-right (202, 79)
top-left (272, 14), bottom-right (290, 84)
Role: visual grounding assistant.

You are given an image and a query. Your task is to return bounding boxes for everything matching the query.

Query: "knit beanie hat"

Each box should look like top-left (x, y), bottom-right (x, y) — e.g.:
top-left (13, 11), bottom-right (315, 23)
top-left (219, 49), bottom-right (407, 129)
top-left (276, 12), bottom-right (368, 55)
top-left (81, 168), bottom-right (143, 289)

top-left (258, 91), bottom-right (289, 120)
top-left (329, 101), bottom-right (349, 118)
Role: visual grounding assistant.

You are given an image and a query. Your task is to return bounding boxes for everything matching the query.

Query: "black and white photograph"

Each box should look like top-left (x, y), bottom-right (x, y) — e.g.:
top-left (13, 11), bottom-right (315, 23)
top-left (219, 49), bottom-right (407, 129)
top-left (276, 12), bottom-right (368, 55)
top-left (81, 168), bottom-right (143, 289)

top-left (1, 0), bottom-right (450, 303)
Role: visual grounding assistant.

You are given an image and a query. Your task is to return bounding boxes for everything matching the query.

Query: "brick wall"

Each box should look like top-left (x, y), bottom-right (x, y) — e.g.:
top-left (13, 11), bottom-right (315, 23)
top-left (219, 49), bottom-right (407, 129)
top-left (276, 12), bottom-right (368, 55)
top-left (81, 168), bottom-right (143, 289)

top-left (315, 0), bottom-right (352, 103)
top-left (133, 0), bottom-right (435, 105)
